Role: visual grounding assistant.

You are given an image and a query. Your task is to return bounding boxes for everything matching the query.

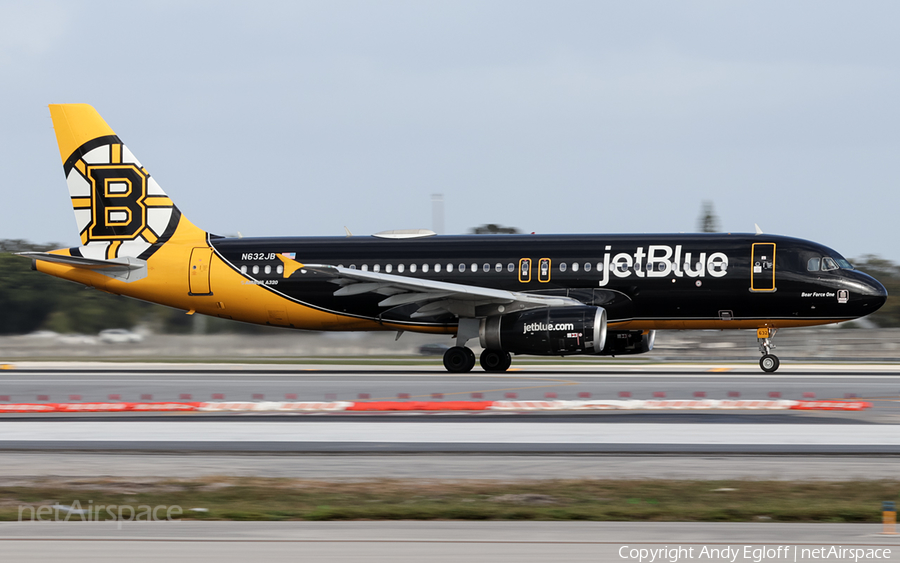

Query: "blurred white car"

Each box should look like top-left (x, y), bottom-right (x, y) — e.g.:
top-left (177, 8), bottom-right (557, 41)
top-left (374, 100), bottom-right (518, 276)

top-left (98, 329), bottom-right (144, 344)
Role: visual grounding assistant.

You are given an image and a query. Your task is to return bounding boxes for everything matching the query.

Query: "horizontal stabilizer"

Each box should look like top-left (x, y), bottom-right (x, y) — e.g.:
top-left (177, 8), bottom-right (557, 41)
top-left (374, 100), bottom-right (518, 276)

top-left (17, 252), bottom-right (148, 283)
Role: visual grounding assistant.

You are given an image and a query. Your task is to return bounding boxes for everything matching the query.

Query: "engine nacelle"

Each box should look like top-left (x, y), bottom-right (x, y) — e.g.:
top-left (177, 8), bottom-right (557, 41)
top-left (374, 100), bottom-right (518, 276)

top-left (479, 306), bottom-right (607, 356)
top-left (597, 330), bottom-right (656, 356)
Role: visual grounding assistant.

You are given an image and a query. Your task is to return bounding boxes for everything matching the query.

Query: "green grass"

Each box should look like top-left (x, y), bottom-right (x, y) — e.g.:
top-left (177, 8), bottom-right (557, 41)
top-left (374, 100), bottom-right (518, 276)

top-left (2, 478), bottom-right (898, 522)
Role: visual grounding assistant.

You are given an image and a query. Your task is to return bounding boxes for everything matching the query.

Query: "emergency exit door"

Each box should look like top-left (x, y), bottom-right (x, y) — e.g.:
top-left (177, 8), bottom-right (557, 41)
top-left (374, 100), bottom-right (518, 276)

top-left (750, 243), bottom-right (776, 292)
top-left (189, 247), bottom-right (213, 295)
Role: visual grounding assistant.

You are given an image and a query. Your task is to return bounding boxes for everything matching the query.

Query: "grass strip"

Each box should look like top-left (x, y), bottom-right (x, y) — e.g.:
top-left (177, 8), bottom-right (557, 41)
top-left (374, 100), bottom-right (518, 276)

top-left (2, 477), bottom-right (899, 522)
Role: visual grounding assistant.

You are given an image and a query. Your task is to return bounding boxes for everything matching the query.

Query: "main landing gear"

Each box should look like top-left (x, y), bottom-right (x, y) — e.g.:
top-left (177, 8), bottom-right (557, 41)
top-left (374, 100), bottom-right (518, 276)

top-left (442, 347), bottom-right (512, 373)
top-left (479, 349), bottom-right (512, 372)
top-left (444, 319), bottom-right (512, 373)
top-left (443, 346), bottom-right (475, 373)
top-left (757, 327), bottom-right (780, 373)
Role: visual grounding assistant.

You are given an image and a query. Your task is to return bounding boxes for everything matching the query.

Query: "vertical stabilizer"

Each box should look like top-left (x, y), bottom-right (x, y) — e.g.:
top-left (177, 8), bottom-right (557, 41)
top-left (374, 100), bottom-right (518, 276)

top-left (48, 104), bottom-right (204, 261)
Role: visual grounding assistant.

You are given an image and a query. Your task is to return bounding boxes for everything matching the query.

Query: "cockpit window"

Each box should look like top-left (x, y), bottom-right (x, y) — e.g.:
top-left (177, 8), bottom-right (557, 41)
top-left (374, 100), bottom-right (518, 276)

top-left (807, 258), bottom-right (820, 272)
top-left (821, 257), bottom-right (839, 271)
top-left (836, 258), bottom-right (853, 270)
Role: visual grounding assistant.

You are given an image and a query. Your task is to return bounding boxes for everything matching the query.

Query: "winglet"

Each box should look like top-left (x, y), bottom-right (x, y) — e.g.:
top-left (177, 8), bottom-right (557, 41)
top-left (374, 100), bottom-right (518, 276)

top-left (276, 254), bottom-right (305, 278)
top-left (754, 224), bottom-right (764, 235)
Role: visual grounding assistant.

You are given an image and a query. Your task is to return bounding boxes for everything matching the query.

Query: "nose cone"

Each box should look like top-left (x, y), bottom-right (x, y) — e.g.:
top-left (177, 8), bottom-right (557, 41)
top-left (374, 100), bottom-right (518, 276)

top-left (856, 271), bottom-right (888, 313)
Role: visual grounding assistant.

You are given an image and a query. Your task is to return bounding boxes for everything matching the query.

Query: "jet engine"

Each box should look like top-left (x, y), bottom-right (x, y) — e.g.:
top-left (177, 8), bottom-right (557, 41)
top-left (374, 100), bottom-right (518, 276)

top-left (479, 306), bottom-right (607, 356)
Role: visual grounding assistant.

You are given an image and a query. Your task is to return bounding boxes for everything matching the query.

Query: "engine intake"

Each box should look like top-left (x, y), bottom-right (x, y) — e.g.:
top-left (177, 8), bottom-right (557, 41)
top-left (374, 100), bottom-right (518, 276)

top-left (479, 306), bottom-right (607, 356)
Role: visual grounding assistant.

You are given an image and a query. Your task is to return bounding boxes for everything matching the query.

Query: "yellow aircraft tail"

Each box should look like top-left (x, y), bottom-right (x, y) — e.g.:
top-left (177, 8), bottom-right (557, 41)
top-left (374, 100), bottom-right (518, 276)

top-left (48, 104), bottom-right (205, 261)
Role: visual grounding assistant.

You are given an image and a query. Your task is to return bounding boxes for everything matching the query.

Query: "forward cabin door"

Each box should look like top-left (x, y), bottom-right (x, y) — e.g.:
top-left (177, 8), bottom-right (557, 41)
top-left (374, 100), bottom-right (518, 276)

top-left (189, 247), bottom-right (213, 295)
top-left (750, 243), bottom-right (776, 292)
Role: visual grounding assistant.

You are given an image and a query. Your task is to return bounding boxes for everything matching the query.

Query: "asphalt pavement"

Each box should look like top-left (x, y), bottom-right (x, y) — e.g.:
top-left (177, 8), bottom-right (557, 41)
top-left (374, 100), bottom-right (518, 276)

top-left (0, 522), bottom-right (897, 562)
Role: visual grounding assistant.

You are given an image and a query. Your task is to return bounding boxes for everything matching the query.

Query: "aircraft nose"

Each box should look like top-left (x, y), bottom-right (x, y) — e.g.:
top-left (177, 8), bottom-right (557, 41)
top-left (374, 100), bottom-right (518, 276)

top-left (861, 275), bottom-right (888, 312)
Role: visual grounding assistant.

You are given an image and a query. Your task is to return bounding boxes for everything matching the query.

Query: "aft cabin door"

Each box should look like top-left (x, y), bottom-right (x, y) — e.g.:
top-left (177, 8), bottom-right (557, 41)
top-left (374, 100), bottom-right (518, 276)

top-left (750, 243), bottom-right (776, 292)
top-left (189, 247), bottom-right (213, 295)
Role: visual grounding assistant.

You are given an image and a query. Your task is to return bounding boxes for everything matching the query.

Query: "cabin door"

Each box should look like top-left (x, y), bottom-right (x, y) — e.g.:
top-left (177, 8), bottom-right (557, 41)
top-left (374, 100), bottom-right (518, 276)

top-left (750, 243), bottom-right (776, 292)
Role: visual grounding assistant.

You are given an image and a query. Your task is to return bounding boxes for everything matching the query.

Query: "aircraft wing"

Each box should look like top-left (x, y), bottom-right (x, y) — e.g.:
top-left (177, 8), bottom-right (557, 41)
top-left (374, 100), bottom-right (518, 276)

top-left (300, 263), bottom-right (582, 318)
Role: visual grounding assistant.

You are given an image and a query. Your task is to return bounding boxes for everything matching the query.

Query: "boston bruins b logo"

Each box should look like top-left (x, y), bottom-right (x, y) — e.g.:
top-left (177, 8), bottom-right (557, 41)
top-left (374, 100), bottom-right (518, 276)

top-left (87, 164), bottom-right (148, 240)
top-left (66, 140), bottom-right (178, 260)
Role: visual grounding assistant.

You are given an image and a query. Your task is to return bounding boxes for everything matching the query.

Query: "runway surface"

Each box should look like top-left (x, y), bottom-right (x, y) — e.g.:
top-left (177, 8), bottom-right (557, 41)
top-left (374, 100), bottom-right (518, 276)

top-left (1, 362), bottom-right (899, 416)
top-left (2, 419), bottom-right (900, 453)
top-left (1, 363), bottom-right (899, 458)
top-left (0, 522), bottom-right (898, 562)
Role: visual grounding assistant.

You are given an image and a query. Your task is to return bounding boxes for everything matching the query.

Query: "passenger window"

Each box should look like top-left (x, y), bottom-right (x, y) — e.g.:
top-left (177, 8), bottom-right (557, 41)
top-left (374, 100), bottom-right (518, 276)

top-left (252, 265), bottom-right (259, 275)
top-left (483, 263), bottom-right (490, 272)
top-left (276, 265), bottom-right (284, 275)
top-left (507, 263), bottom-right (515, 272)
top-left (447, 263), bottom-right (453, 273)
top-left (584, 262), bottom-right (591, 272)
top-left (409, 264), bottom-right (415, 273)
top-left (240, 265), bottom-right (248, 274)
top-left (822, 257), bottom-right (838, 271)
top-left (807, 258), bottom-right (820, 272)
top-left (349, 264), bottom-right (357, 270)
top-left (470, 263), bottom-right (477, 272)
top-left (572, 263), bottom-right (579, 272)
top-left (495, 263), bottom-right (502, 272)
top-left (433, 264), bottom-right (440, 273)
top-left (362, 265), bottom-right (368, 271)
top-left (264, 265), bottom-right (271, 275)
top-left (559, 263), bottom-right (567, 272)
top-left (458, 263), bottom-right (465, 272)
top-left (374, 264), bottom-right (381, 272)
top-left (398, 264), bottom-right (404, 273)
top-left (385, 264), bottom-right (392, 273)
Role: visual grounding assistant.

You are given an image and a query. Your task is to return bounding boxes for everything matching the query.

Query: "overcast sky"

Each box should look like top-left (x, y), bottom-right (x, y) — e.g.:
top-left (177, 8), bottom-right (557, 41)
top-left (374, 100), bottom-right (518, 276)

top-left (2, 1), bottom-right (898, 262)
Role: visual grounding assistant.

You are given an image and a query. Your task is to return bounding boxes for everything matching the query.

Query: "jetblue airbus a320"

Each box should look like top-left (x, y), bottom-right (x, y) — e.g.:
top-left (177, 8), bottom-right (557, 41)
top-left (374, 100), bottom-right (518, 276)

top-left (20, 104), bottom-right (888, 372)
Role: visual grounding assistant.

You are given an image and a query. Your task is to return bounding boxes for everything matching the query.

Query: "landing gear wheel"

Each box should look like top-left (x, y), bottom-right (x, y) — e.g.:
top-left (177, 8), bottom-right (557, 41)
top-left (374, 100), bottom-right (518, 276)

top-left (443, 346), bottom-right (476, 373)
top-left (480, 349), bottom-right (512, 372)
top-left (759, 354), bottom-right (780, 373)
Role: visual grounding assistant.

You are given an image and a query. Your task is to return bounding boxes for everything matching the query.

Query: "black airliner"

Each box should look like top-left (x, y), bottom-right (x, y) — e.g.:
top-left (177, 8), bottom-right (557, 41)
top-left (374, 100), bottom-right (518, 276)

top-left (21, 105), bottom-right (888, 373)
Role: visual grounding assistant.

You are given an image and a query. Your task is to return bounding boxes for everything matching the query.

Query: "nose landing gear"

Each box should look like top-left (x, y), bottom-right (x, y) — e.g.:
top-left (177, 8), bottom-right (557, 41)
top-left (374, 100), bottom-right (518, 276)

top-left (757, 327), bottom-right (780, 373)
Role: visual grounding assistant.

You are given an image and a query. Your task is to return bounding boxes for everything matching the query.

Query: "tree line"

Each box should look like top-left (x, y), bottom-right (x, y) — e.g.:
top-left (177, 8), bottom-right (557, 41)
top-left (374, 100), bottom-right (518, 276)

top-left (0, 240), bottom-right (898, 335)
